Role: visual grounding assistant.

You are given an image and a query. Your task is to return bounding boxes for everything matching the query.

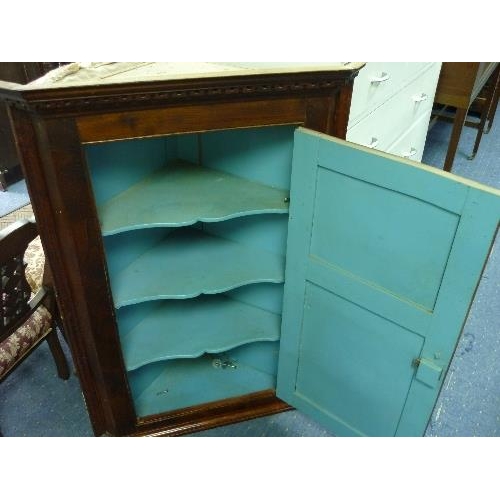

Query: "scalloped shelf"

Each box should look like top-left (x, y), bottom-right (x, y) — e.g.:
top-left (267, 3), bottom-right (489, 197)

top-left (119, 295), bottom-right (280, 370)
top-left (129, 342), bottom-right (278, 417)
top-left (109, 227), bottom-right (285, 308)
top-left (99, 161), bottom-right (289, 236)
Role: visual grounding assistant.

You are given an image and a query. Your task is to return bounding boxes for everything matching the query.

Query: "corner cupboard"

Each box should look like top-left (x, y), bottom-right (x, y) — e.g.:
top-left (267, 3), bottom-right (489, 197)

top-left (1, 62), bottom-right (498, 436)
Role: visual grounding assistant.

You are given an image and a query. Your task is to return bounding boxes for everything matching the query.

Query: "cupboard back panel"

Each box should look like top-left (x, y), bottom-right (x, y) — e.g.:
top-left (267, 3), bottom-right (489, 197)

top-left (200, 125), bottom-right (296, 190)
top-left (226, 283), bottom-right (284, 316)
top-left (102, 227), bottom-right (175, 281)
top-left (85, 136), bottom-right (178, 205)
top-left (202, 214), bottom-right (289, 257)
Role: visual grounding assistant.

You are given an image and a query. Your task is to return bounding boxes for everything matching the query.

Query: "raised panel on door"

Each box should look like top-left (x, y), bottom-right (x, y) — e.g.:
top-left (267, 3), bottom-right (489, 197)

top-left (277, 128), bottom-right (500, 436)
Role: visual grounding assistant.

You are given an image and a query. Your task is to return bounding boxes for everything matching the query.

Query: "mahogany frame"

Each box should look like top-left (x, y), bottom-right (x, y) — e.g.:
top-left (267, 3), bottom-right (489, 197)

top-left (0, 67), bottom-right (360, 436)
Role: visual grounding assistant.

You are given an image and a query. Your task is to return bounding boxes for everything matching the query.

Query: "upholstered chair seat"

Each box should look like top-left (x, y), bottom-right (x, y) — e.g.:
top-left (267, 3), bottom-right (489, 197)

top-left (0, 234), bottom-right (54, 378)
top-left (0, 305), bottom-right (52, 377)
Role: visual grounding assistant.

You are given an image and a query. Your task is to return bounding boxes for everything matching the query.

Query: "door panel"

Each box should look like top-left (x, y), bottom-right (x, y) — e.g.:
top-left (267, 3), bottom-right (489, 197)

top-left (296, 282), bottom-right (424, 436)
top-left (311, 166), bottom-right (460, 310)
top-left (277, 128), bottom-right (500, 436)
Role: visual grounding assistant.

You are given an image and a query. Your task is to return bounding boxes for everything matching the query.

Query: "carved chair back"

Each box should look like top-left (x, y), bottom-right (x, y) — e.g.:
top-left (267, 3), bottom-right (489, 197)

top-left (0, 218), bottom-right (50, 345)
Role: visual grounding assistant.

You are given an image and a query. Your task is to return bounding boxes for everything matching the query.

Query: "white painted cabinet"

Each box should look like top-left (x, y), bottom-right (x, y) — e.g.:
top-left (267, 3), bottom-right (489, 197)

top-left (347, 62), bottom-right (442, 162)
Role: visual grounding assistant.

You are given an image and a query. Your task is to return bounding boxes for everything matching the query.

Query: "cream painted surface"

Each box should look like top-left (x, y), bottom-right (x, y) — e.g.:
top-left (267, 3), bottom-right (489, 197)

top-left (14, 62), bottom-right (364, 90)
top-left (387, 110), bottom-right (435, 162)
top-left (347, 63), bottom-right (441, 152)
top-left (347, 62), bottom-right (442, 163)
top-left (347, 62), bottom-right (431, 127)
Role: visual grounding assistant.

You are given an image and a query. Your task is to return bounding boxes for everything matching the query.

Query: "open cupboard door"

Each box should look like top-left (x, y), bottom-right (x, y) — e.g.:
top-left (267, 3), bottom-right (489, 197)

top-left (277, 128), bottom-right (500, 436)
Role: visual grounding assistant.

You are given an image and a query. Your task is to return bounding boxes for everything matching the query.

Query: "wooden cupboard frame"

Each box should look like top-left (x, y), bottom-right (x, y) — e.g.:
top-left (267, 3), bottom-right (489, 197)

top-left (0, 67), bottom-right (360, 436)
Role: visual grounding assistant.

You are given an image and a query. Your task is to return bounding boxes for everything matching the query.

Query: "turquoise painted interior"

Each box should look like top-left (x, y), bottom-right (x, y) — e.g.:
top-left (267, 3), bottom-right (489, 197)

top-left (85, 136), bottom-right (177, 206)
top-left (104, 225), bottom-right (286, 308)
top-left (128, 341), bottom-right (280, 418)
top-left (200, 126), bottom-right (295, 190)
top-left (85, 126), bottom-right (295, 417)
top-left (116, 288), bottom-right (282, 370)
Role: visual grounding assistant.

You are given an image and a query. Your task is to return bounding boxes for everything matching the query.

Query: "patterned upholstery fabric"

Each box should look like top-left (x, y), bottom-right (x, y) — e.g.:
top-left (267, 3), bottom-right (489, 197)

top-left (0, 305), bottom-right (52, 377)
top-left (0, 234), bottom-right (51, 379)
top-left (24, 235), bottom-right (45, 291)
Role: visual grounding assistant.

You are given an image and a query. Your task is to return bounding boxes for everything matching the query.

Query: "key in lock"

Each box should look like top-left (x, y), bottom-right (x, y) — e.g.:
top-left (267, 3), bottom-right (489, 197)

top-left (212, 356), bottom-right (237, 370)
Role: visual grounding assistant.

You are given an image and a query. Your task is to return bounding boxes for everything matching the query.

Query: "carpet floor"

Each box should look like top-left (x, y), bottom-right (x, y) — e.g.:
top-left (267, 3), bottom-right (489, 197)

top-left (0, 180), bottom-right (30, 218)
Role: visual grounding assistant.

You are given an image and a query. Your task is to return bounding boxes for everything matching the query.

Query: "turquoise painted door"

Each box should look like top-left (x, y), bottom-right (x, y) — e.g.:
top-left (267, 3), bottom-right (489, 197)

top-left (277, 128), bottom-right (500, 436)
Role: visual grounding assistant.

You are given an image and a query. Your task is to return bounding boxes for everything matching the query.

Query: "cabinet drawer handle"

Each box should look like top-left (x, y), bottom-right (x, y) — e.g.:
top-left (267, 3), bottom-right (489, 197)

top-left (412, 92), bottom-right (428, 103)
top-left (365, 137), bottom-right (379, 149)
top-left (370, 72), bottom-right (390, 84)
top-left (402, 147), bottom-right (417, 158)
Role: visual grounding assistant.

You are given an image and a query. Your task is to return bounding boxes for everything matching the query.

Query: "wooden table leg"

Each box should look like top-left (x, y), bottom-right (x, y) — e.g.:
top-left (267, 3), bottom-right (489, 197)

top-left (469, 105), bottom-right (491, 161)
top-left (0, 167), bottom-right (7, 191)
top-left (444, 107), bottom-right (467, 172)
top-left (469, 66), bottom-right (500, 159)
top-left (485, 67), bottom-right (500, 134)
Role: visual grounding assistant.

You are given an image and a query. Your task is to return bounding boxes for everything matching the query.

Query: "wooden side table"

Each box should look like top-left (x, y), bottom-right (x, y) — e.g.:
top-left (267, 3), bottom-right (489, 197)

top-left (433, 62), bottom-right (499, 172)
